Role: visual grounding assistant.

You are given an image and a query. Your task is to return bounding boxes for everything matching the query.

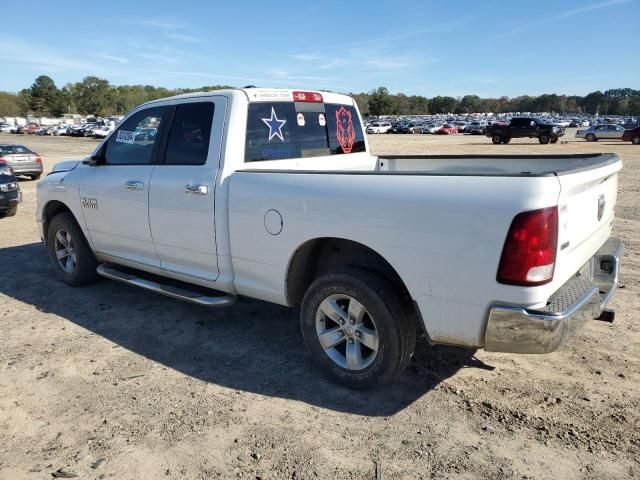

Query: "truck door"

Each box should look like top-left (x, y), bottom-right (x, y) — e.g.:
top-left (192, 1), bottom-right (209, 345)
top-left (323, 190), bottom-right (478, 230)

top-left (148, 98), bottom-right (226, 282)
top-left (79, 106), bottom-right (167, 267)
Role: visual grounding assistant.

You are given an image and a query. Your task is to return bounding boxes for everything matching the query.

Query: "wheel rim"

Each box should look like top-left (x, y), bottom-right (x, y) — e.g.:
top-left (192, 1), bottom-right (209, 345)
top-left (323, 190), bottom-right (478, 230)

top-left (633, 136), bottom-right (640, 144)
top-left (315, 294), bottom-right (379, 371)
top-left (54, 229), bottom-right (77, 273)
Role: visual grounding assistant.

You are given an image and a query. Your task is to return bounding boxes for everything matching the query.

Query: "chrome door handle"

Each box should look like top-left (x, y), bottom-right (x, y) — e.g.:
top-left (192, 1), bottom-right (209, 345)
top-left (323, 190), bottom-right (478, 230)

top-left (184, 184), bottom-right (208, 195)
top-left (125, 181), bottom-right (144, 190)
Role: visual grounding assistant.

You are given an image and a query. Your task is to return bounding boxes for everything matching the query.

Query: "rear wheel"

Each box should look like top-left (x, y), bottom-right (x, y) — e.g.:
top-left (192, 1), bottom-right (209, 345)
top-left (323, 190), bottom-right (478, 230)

top-left (632, 136), bottom-right (640, 145)
top-left (0, 206), bottom-right (17, 218)
top-left (586, 133), bottom-right (596, 142)
top-left (300, 267), bottom-right (416, 389)
top-left (46, 212), bottom-right (100, 286)
top-left (539, 134), bottom-right (550, 144)
top-left (502, 137), bottom-right (511, 144)
top-left (492, 134), bottom-right (503, 144)
top-left (30, 173), bottom-right (41, 180)
top-left (550, 138), bottom-right (558, 144)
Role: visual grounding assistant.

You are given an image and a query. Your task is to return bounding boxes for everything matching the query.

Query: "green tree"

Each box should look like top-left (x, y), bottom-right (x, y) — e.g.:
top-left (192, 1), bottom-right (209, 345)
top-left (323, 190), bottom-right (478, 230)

top-left (368, 87), bottom-right (395, 116)
top-left (457, 95), bottom-right (481, 113)
top-left (73, 76), bottom-right (113, 116)
top-left (429, 96), bottom-right (458, 114)
top-left (28, 75), bottom-right (66, 116)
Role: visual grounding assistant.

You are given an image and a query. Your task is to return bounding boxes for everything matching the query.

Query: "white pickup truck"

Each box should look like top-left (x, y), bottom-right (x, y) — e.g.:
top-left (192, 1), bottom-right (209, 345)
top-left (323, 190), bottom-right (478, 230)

top-left (36, 88), bottom-right (623, 388)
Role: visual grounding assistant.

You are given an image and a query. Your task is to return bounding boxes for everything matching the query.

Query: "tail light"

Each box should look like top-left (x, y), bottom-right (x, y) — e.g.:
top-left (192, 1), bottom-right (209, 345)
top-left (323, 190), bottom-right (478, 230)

top-left (0, 157), bottom-right (5, 165)
top-left (35, 156), bottom-right (42, 164)
top-left (292, 91), bottom-right (323, 103)
top-left (497, 206), bottom-right (558, 286)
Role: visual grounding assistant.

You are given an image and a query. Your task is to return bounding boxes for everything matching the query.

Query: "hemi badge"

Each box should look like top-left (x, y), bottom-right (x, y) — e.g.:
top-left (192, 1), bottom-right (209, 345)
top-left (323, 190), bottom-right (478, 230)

top-left (560, 241), bottom-right (570, 251)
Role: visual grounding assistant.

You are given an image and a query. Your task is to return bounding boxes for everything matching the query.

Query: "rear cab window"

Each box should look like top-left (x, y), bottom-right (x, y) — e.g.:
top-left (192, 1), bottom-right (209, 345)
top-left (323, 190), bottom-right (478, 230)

top-left (244, 92), bottom-right (365, 162)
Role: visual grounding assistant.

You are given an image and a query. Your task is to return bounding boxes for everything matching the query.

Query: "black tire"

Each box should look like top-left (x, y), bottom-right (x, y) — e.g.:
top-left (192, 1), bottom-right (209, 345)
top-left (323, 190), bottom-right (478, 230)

top-left (586, 133), bottom-right (596, 142)
top-left (632, 136), bottom-right (640, 145)
top-left (30, 173), bottom-right (41, 180)
top-left (502, 137), bottom-right (511, 144)
top-left (300, 267), bottom-right (416, 389)
top-left (539, 133), bottom-right (550, 144)
top-left (550, 138), bottom-right (558, 144)
top-left (46, 212), bottom-right (100, 286)
top-left (0, 206), bottom-right (17, 218)
top-left (491, 134), bottom-right (503, 144)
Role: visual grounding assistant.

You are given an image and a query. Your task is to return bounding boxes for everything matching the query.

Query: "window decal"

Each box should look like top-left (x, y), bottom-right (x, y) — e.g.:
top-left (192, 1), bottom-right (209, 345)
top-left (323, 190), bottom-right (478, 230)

top-left (116, 130), bottom-right (136, 144)
top-left (261, 107), bottom-right (287, 141)
top-left (335, 106), bottom-right (355, 154)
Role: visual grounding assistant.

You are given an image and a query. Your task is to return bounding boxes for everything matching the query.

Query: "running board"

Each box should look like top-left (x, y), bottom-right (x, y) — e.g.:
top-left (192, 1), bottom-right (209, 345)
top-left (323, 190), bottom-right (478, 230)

top-left (96, 264), bottom-right (236, 308)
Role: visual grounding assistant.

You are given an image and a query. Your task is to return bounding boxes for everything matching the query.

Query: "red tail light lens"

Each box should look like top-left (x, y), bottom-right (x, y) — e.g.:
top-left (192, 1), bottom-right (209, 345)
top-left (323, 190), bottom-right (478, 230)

top-left (35, 156), bottom-right (42, 164)
top-left (292, 91), bottom-right (323, 103)
top-left (0, 157), bottom-right (5, 165)
top-left (497, 206), bottom-right (558, 286)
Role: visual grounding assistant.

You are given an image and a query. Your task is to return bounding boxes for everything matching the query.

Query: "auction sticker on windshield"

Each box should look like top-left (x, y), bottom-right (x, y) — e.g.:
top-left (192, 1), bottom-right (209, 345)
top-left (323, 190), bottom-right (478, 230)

top-left (116, 130), bottom-right (136, 144)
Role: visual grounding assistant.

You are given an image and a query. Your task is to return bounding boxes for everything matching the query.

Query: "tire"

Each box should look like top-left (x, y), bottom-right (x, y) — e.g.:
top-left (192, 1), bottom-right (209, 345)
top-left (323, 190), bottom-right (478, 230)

top-left (0, 206), bottom-right (17, 218)
top-left (632, 136), bottom-right (640, 145)
top-left (586, 134), bottom-right (596, 142)
top-left (491, 134), bottom-right (503, 144)
top-left (539, 134), bottom-right (550, 144)
top-left (30, 173), bottom-right (41, 180)
top-left (46, 212), bottom-right (100, 286)
top-left (550, 138), bottom-right (558, 144)
top-left (502, 137), bottom-right (511, 144)
top-left (300, 267), bottom-right (416, 389)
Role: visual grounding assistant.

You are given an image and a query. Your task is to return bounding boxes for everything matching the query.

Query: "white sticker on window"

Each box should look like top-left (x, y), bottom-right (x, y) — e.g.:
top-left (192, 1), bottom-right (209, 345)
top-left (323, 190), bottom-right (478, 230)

top-left (116, 130), bottom-right (136, 144)
top-left (318, 113), bottom-right (326, 127)
top-left (297, 113), bottom-right (305, 127)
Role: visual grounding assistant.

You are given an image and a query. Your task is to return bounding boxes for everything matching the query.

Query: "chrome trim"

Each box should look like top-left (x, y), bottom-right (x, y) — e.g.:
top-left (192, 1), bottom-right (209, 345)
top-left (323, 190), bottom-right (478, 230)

top-left (185, 184), bottom-right (209, 195)
top-left (124, 181), bottom-right (144, 190)
top-left (485, 238), bottom-right (623, 354)
top-left (96, 264), bottom-right (236, 308)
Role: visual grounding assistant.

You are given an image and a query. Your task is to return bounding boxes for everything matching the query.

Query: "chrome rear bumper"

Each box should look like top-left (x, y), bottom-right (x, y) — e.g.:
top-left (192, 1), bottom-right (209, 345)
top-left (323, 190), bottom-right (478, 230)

top-left (485, 237), bottom-right (623, 354)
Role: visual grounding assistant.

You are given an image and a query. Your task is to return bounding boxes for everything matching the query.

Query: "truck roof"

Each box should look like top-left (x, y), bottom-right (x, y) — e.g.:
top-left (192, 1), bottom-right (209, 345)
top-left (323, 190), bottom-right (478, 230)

top-left (140, 88), bottom-right (354, 108)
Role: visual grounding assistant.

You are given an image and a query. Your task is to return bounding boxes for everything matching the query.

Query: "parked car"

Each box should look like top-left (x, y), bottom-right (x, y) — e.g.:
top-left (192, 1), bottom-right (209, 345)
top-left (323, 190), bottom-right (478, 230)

top-left (576, 124), bottom-right (626, 142)
top-left (0, 123), bottom-right (15, 133)
top-left (36, 88), bottom-right (623, 388)
top-left (366, 122), bottom-right (392, 134)
top-left (621, 126), bottom-right (640, 144)
top-left (466, 121), bottom-right (486, 135)
top-left (399, 123), bottom-right (420, 134)
top-left (423, 123), bottom-right (444, 134)
top-left (485, 117), bottom-right (565, 144)
top-left (436, 124), bottom-right (458, 135)
top-left (93, 125), bottom-right (115, 139)
top-left (0, 143), bottom-right (44, 179)
top-left (16, 124), bottom-right (40, 134)
top-left (0, 165), bottom-right (21, 218)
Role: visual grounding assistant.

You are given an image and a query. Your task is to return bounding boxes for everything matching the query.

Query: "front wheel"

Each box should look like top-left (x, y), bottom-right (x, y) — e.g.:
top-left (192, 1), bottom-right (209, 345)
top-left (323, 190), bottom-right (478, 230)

top-left (30, 173), bottom-right (41, 180)
top-left (491, 134), bottom-right (503, 144)
top-left (632, 136), bottom-right (640, 145)
top-left (300, 268), bottom-right (416, 389)
top-left (46, 212), bottom-right (100, 286)
top-left (586, 133), bottom-right (596, 142)
top-left (539, 134), bottom-right (550, 144)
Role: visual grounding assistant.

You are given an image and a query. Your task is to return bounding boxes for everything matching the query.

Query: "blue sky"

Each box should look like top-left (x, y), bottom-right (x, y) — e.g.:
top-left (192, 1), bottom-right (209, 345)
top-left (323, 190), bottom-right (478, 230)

top-left (0, 0), bottom-right (638, 97)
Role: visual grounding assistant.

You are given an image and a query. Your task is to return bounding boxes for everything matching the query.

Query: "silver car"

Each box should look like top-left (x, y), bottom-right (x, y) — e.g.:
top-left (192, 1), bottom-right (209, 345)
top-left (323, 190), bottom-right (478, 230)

top-left (0, 144), bottom-right (44, 180)
top-left (576, 124), bottom-right (625, 142)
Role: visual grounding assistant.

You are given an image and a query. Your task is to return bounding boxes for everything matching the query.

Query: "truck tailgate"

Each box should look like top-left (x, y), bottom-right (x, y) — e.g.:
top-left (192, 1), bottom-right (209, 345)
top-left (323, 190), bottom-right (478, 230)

top-left (554, 157), bottom-right (622, 287)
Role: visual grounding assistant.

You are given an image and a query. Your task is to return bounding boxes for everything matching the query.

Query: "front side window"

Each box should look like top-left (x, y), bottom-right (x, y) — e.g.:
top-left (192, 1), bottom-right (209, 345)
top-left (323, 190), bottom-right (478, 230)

top-left (245, 102), bottom-right (365, 162)
top-left (104, 107), bottom-right (165, 165)
top-left (164, 102), bottom-right (214, 165)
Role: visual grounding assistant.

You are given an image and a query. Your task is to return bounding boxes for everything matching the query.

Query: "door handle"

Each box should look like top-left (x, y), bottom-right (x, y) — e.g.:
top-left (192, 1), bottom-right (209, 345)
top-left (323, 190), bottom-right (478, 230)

top-left (184, 184), bottom-right (208, 195)
top-left (125, 181), bottom-right (144, 190)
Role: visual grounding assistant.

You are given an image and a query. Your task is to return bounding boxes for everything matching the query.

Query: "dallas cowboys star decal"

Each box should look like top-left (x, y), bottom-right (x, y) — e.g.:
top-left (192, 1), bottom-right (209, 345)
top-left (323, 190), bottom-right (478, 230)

top-left (261, 107), bottom-right (287, 141)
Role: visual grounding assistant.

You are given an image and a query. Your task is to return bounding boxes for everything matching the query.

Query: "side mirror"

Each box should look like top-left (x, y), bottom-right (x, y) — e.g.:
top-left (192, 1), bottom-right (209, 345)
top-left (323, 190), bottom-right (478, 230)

top-left (88, 155), bottom-right (102, 166)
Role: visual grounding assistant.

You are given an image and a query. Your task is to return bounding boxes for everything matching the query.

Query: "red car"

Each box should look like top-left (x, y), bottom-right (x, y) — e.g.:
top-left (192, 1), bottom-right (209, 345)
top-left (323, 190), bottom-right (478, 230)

top-left (437, 124), bottom-right (459, 135)
top-left (621, 126), bottom-right (640, 144)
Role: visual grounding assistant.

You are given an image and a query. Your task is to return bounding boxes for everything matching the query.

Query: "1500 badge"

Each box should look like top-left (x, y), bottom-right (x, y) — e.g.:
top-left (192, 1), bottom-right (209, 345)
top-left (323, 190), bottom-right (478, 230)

top-left (81, 197), bottom-right (98, 209)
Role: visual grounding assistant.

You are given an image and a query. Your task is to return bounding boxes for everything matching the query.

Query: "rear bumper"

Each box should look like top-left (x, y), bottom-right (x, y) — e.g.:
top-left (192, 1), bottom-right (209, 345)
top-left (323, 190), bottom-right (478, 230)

top-left (485, 237), bottom-right (623, 354)
top-left (0, 190), bottom-right (21, 210)
top-left (10, 163), bottom-right (43, 175)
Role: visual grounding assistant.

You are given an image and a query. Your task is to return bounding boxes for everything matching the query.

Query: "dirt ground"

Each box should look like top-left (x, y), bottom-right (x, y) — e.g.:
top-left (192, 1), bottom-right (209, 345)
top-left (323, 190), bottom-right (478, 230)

top-left (0, 130), bottom-right (638, 480)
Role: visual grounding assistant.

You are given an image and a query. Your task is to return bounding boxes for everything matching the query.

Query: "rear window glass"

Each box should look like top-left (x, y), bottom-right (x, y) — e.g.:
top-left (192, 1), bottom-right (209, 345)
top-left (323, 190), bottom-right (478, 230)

top-left (245, 102), bottom-right (365, 162)
top-left (0, 145), bottom-right (33, 155)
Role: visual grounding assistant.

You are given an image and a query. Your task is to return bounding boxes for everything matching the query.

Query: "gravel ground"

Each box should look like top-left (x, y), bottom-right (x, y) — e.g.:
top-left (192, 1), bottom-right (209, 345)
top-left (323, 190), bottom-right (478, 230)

top-left (0, 131), bottom-right (638, 480)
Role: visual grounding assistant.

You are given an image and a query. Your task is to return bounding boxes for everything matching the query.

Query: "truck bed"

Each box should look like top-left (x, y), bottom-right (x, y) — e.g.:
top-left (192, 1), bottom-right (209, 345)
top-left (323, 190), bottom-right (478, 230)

top-left (375, 153), bottom-right (618, 177)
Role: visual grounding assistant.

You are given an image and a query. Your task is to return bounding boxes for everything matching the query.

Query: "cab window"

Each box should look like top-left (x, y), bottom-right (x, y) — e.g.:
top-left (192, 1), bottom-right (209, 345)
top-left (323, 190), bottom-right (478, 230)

top-left (104, 107), bottom-right (165, 165)
top-left (164, 103), bottom-right (214, 165)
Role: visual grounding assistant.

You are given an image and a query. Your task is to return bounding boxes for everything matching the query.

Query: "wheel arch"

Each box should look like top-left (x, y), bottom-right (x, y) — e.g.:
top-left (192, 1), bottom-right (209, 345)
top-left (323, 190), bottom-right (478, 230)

top-left (42, 200), bottom-right (77, 245)
top-left (285, 237), bottom-right (422, 325)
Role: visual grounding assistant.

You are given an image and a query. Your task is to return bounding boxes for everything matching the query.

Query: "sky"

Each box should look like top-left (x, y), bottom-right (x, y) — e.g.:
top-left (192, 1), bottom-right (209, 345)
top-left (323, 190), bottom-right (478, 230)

top-left (0, 0), bottom-right (638, 97)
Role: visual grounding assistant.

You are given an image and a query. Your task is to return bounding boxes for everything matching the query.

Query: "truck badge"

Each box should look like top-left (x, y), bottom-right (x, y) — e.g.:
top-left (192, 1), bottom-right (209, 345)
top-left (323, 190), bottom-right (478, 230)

top-left (81, 197), bottom-right (98, 209)
top-left (597, 194), bottom-right (605, 221)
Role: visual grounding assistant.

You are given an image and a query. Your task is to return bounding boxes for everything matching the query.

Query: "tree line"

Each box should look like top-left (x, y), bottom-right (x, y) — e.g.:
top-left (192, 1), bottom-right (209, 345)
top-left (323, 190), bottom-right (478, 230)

top-left (0, 75), bottom-right (638, 118)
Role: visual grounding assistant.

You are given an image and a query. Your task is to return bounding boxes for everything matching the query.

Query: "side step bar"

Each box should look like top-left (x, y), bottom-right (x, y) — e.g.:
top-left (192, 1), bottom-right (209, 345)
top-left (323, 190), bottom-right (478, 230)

top-left (96, 264), bottom-right (236, 308)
